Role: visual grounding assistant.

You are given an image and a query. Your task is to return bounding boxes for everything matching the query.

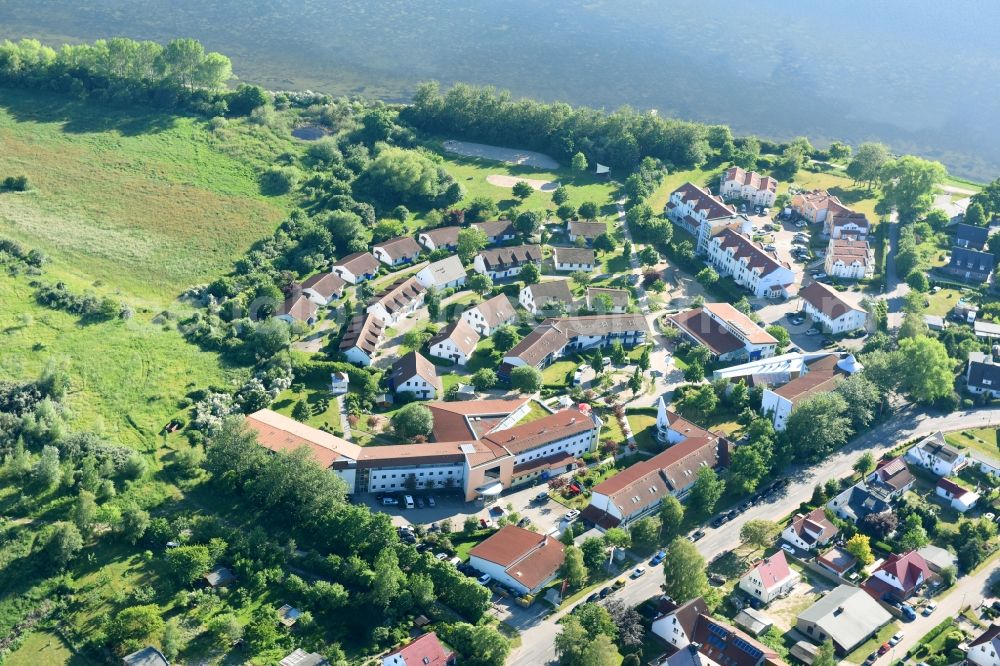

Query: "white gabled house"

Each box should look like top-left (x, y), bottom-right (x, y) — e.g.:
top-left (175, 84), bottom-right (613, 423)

top-left (904, 431), bottom-right (968, 476)
top-left (473, 245), bottom-right (542, 280)
top-left (372, 236), bottom-right (422, 267)
top-left (332, 252), bottom-right (381, 284)
top-left (782, 507), bottom-right (839, 551)
top-left (798, 281), bottom-right (867, 334)
top-left (366, 276), bottom-right (426, 326)
top-left (389, 351), bottom-right (442, 400)
top-left (339, 313), bottom-right (385, 367)
top-left (738, 551), bottom-right (799, 605)
top-left (553, 246), bottom-right (596, 272)
top-left (936, 477), bottom-right (979, 512)
top-left (719, 166), bottom-right (778, 207)
top-left (460, 294), bottom-right (517, 336)
top-left (427, 320), bottom-right (480, 366)
top-left (705, 227), bottom-right (795, 298)
top-left (415, 255), bottom-right (467, 291)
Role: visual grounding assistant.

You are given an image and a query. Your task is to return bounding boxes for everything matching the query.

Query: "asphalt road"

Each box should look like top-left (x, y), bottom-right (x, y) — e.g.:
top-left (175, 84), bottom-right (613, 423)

top-left (506, 406), bottom-right (1000, 666)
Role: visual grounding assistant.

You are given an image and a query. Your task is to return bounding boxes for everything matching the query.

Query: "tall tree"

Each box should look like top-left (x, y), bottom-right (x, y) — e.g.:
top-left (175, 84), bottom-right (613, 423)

top-left (562, 545), bottom-right (588, 590)
top-left (784, 392), bottom-right (852, 461)
top-left (880, 156), bottom-right (947, 222)
top-left (813, 640), bottom-right (836, 666)
top-left (897, 336), bottom-right (956, 404)
top-left (659, 496), bottom-right (685, 540)
top-left (662, 537), bottom-right (708, 603)
top-left (740, 519), bottom-right (780, 549)
top-left (846, 142), bottom-right (890, 189)
top-left (689, 467), bottom-right (725, 514)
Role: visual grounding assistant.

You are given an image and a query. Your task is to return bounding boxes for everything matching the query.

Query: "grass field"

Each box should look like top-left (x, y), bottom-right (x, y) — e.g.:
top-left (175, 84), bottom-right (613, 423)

top-left (946, 428), bottom-right (1000, 464)
top-left (0, 272), bottom-right (240, 450)
top-left (5, 630), bottom-right (95, 666)
top-left (0, 88), bottom-right (292, 306)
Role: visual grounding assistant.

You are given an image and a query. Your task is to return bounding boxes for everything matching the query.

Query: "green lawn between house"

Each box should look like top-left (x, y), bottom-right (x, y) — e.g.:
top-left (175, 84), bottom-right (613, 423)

top-left (844, 621), bottom-right (900, 664)
top-left (946, 428), bottom-right (1000, 465)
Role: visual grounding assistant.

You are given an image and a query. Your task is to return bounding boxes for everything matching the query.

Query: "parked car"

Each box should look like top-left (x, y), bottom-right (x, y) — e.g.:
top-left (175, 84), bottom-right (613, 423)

top-left (812, 272), bottom-right (827, 280)
top-left (564, 509), bottom-right (580, 521)
top-left (416, 497), bottom-right (425, 509)
top-left (889, 631), bottom-right (904, 646)
top-left (711, 514), bottom-right (729, 528)
top-left (435, 552), bottom-right (448, 561)
top-left (448, 556), bottom-right (461, 566)
top-left (404, 495), bottom-right (415, 509)
top-left (764, 244), bottom-right (776, 251)
top-left (689, 529), bottom-right (706, 542)
top-left (650, 550), bottom-right (666, 566)
top-left (632, 567), bottom-right (646, 578)
top-left (805, 329), bottom-right (819, 336)
top-left (900, 604), bottom-right (917, 621)
top-left (599, 586), bottom-right (612, 598)
top-left (382, 497), bottom-right (399, 506)
top-left (587, 592), bottom-right (600, 603)
top-left (427, 496), bottom-right (436, 508)
top-left (922, 601), bottom-right (937, 616)
top-left (878, 643), bottom-right (890, 655)
top-left (781, 544), bottom-right (796, 555)
top-left (613, 578), bottom-right (626, 589)
top-left (534, 491), bottom-right (550, 503)
top-left (517, 516), bottom-right (531, 528)
top-left (477, 573), bottom-right (492, 585)
top-left (795, 221), bottom-right (807, 228)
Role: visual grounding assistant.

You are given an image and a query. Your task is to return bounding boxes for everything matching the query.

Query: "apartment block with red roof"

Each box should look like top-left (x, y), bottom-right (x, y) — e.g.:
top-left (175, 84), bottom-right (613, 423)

top-left (705, 227), bottom-right (796, 298)
top-left (720, 166), bottom-right (778, 207)
top-left (666, 302), bottom-right (778, 362)
top-left (664, 182), bottom-right (749, 254)
top-left (739, 551), bottom-right (800, 605)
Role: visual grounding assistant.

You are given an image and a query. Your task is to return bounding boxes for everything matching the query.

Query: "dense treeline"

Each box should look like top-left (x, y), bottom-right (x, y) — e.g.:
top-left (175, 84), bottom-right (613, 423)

top-left (404, 81), bottom-right (715, 170)
top-left (0, 37), bottom-right (266, 116)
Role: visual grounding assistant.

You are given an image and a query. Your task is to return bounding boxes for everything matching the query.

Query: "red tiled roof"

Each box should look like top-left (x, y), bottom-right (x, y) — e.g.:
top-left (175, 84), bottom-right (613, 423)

top-left (383, 632), bottom-right (454, 666)
top-left (672, 182), bottom-right (736, 220)
top-left (427, 398), bottom-right (530, 442)
top-left (469, 525), bottom-right (565, 590)
top-left (771, 354), bottom-right (846, 403)
top-left (703, 302), bottom-right (779, 345)
top-left (746, 551), bottom-right (794, 590)
top-left (712, 227), bottom-right (788, 277)
top-left (874, 551), bottom-right (932, 591)
top-left (246, 409), bottom-right (362, 466)
top-left (788, 507), bottom-right (839, 545)
top-left (481, 409), bottom-right (595, 456)
top-left (937, 476), bottom-right (970, 497)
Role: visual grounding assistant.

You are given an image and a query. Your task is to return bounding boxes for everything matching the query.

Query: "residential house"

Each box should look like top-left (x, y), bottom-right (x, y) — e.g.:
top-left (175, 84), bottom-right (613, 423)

top-left (123, 647), bottom-right (170, 666)
top-left (417, 226), bottom-right (461, 252)
top-left (719, 166), bottom-right (778, 207)
top-left (667, 302), bottom-right (778, 362)
top-left (553, 246), bottom-right (596, 272)
top-left (340, 313), bottom-right (385, 366)
top-left (760, 354), bottom-right (858, 431)
top-left (944, 246), bottom-right (994, 284)
top-left (280, 650), bottom-right (329, 666)
top-left (826, 211), bottom-right (871, 240)
top-left (382, 632), bottom-right (455, 666)
top-left (460, 293), bottom-right (517, 336)
top-left (586, 287), bottom-right (629, 313)
top-left (712, 350), bottom-right (840, 385)
top-left (473, 244), bottom-right (542, 279)
top-left (862, 550), bottom-right (932, 603)
top-left (373, 235), bottom-right (422, 267)
top-left (332, 252), bottom-right (381, 284)
top-left (428, 320), bottom-right (480, 366)
top-left (966, 624), bottom-right (1000, 666)
top-left (739, 551), bottom-right (800, 605)
top-left (866, 457), bottom-right (915, 499)
top-left (472, 220), bottom-right (517, 245)
top-left (796, 585), bottom-right (892, 655)
top-left (468, 525), bottom-right (565, 595)
top-left (798, 281), bottom-right (867, 333)
top-left (791, 190), bottom-right (852, 225)
top-left (905, 431), bottom-right (968, 476)
top-left (520, 280), bottom-right (574, 316)
top-left (967, 351), bottom-right (1000, 398)
top-left (826, 483), bottom-right (891, 523)
top-left (956, 223), bottom-right (990, 251)
top-left (651, 597), bottom-right (787, 666)
top-left (706, 227), bottom-right (796, 298)
top-left (300, 272), bottom-right (346, 305)
top-left (275, 292), bottom-right (318, 325)
top-left (367, 276), bottom-right (426, 326)
top-left (415, 255), bottom-right (467, 291)
top-left (664, 182), bottom-right (743, 254)
top-left (782, 507), bottom-right (839, 552)
top-left (824, 238), bottom-right (874, 279)
top-left (936, 477), bottom-right (979, 512)
top-left (567, 220), bottom-right (607, 244)
top-left (584, 404), bottom-right (730, 527)
top-left (389, 351), bottom-right (442, 400)
top-left (501, 314), bottom-right (649, 378)
top-left (916, 545), bottom-right (958, 574)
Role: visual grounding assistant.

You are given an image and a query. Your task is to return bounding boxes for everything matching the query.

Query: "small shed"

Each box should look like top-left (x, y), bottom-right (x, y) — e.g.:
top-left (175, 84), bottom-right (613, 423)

top-left (734, 608), bottom-right (774, 636)
top-left (202, 565), bottom-right (236, 589)
top-left (791, 641), bottom-right (820, 665)
top-left (330, 372), bottom-right (349, 395)
top-left (453, 384), bottom-right (477, 400)
top-left (278, 604), bottom-right (301, 627)
top-left (122, 646), bottom-right (169, 666)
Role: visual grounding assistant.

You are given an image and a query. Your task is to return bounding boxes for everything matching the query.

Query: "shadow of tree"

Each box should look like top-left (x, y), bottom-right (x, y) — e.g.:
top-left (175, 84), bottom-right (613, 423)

top-left (0, 87), bottom-right (179, 136)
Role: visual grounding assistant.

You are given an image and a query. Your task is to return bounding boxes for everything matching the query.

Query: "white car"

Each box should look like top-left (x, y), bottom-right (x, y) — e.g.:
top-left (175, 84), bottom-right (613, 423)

top-left (812, 272), bottom-right (827, 280)
top-left (795, 221), bottom-right (807, 228)
top-left (805, 329), bottom-right (819, 336)
top-left (631, 566), bottom-right (646, 578)
top-left (922, 601), bottom-right (937, 616)
top-left (564, 509), bottom-right (580, 521)
top-left (781, 544), bottom-right (796, 555)
top-left (889, 631), bottom-right (904, 646)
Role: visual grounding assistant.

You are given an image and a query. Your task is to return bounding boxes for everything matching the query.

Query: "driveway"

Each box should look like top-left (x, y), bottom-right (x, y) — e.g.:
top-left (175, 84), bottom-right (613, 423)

top-left (506, 405), bottom-right (1000, 666)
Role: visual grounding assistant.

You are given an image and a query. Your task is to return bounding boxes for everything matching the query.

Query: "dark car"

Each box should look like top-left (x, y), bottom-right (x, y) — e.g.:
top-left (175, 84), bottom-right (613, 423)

top-left (587, 592), bottom-right (600, 603)
top-left (711, 514), bottom-right (729, 528)
top-left (738, 499), bottom-right (753, 512)
top-left (599, 587), bottom-right (612, 599)
top-left (689, 529), bottom-right (706, 542)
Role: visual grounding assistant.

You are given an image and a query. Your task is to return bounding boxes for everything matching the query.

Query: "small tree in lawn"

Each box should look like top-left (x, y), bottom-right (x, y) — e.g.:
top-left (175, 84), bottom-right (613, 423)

top-left (512, 180), bottom-right (533, 201)
top-left (552, 186), bottom-right (569, 205)
top-left (591, 349), bottom-right (605, 374)
top-left (571, 152), bottom-right (588, 172)
top-left (853, 451), bottom-right (876, 476)
top-left (472, 368), bottom-right (497, 391)
top-left (579, 201), bottom-right (599, 219)
top-left (468, 273), bottom-right (493, 296)
top-left (609, 341), bottom-right (627, 366)
top-left (628, 369), bottom-right (643, 395)
top-left (740, 519), bottom-right (780, 549)
top-left (291, 399), bottom-right (311, 422)
top-left (638, 345), bottom-right (650, 371)
top-left (845, 533), bottom-right (874, 567)
top-left (391, 403), bottom-right (434, 439)
top-left (520, 261), bottom-right (541, 285)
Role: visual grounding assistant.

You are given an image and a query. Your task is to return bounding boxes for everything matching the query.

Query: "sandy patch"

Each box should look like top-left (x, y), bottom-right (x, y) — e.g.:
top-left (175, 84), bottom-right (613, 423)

top-left (443, 139), bottom-right (560, 169)
top-left (486, 174), bottom-right (558, 192)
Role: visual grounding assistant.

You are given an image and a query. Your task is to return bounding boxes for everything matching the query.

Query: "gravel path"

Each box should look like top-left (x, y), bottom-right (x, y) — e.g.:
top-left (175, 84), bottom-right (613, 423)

top-left (485, 174), bottom-right (557, 191)
top-left (442, 139), bottom-right (560, 169)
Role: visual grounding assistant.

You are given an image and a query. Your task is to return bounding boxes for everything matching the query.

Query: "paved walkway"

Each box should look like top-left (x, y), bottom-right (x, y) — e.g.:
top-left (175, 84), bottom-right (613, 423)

top-left (442, 139), bottom-right (560, 170)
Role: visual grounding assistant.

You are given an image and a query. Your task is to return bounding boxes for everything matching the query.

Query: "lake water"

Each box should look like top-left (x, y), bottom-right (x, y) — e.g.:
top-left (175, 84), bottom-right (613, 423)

top-left (2, 0), bottom-right (997, 180)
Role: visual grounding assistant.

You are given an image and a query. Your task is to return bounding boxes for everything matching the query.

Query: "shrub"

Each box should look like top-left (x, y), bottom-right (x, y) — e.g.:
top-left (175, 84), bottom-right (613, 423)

top-left (260, 165), bottom-right (300, 195)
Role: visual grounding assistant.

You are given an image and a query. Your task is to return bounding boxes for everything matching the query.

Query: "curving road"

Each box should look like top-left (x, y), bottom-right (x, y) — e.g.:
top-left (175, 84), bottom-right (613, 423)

top-left (506, 405), bottom-right (1000, 666)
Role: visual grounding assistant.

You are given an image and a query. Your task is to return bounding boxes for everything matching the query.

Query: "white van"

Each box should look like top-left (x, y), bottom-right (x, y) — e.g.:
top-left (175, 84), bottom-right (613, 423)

top-left (404, 495), bottom-right (415, 509)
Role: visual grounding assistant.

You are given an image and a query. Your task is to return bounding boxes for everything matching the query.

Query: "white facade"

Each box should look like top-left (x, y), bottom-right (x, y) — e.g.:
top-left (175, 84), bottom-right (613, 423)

top-left (393, 374), bottom-right (439, 400)
top-left (719, 169), bottom-right (777, 207)
top-left (512, 431), bottom-right (597, 468)
top-left (343, 345), bottom-right (375, 367)
top-left (739, 563), bottom-right (799, 605)
top-left (519, 284), bottom-right (572, 315)
top-left (706, 234), bottom-right (795, 298)
top-left (415, 256), bottom-right (467, 291)
top-left (904, 441), bottom-right (968, 476)
top-left (936, 484), bottom-right (979, 512)
top-left (467, 553), bottom-right (557, 596)
top-left (367, 293), bottom-right (425, 327)
top-left (801, 299), bottom-right (867, 334)
top-left (651, 611), bottom-right (693, 650)
top-left (554, 258), bottom-right (595, 272)
top-left (366, 463), bottom-right (465, 492)
top-left (761, 390), bottom-right (794, 431)
top-left (824, 254), bottom-right (873, 280)
top-left (473, 254), bottom-right (526, 279)
top-left (373, 245), bottom-right (419, 267)
top-left (460, 304), bottom-right (514, 336)
top-left (302, 288), bottom-right (335, 306)
top-left (968, 638), bottom-right (1000, 666)
top-left (429, 338), bottom-right (473, 366)
top-left (828, 219), bottom-right (870, 240)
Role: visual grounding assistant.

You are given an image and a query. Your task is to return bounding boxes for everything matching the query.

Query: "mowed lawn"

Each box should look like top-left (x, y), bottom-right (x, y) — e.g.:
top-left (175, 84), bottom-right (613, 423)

top-left (0, 273), bottom-right (240, 450)
top-left (0, 89), bottom-right (291, 305)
